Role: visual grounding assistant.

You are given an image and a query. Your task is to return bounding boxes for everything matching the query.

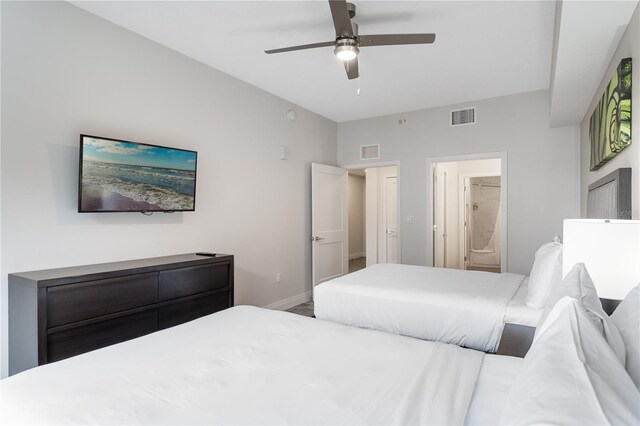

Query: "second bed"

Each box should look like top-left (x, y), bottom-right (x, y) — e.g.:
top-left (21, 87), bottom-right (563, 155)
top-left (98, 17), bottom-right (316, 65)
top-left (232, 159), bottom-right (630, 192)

top-left (314, 263), bottom-right (542, 352)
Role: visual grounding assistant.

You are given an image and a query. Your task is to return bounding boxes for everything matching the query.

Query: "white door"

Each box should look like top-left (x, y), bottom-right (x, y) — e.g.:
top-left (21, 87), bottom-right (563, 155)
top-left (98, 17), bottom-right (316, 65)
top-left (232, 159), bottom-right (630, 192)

top-left (385, 177), bottom-right (398, 263)
top-left (312, 163), bottom-right (348, 293)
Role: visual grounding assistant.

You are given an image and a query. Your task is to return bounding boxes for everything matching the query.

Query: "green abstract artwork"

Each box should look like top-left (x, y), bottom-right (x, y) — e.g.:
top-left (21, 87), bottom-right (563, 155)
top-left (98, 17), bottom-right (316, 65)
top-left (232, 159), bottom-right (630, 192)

top-left (589, 58), bottom-right (632, 171)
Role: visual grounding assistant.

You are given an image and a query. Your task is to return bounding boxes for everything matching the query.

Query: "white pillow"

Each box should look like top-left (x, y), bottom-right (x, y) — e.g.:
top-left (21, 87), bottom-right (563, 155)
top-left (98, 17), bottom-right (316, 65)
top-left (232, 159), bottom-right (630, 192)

top-left (611, 284), bottom-right (640, 390)
top-left (526, 236), bottom-right (563, 308)
top-left (500, 297), bottom-right (640, 425)
top-left (536, 263), bottom-right (626, 365)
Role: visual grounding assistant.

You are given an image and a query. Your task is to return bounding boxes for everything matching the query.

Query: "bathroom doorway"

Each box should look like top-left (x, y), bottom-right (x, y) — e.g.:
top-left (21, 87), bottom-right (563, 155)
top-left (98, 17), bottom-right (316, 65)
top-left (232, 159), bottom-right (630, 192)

top-left (429, 155), bottom-right (506, 272)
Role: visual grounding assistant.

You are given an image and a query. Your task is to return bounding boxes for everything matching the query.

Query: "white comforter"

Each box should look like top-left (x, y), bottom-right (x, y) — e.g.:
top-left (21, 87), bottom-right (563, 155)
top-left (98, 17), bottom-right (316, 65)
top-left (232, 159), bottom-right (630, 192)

top-left (314, 264), bottom-right (526, 352)
top-left (1, 306), bottom-right (484, 425)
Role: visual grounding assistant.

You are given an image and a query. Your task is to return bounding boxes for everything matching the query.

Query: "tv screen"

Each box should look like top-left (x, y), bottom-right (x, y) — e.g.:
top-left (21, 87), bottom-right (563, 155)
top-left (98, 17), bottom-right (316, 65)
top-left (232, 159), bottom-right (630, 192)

top-left (78, 134), bottom-right (197, 213)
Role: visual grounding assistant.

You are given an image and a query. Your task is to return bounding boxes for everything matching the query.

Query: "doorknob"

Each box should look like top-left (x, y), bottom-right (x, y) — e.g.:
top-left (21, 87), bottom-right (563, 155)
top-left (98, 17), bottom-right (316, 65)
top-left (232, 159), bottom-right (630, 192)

top-left (312, 236), bottom-right (325, 242)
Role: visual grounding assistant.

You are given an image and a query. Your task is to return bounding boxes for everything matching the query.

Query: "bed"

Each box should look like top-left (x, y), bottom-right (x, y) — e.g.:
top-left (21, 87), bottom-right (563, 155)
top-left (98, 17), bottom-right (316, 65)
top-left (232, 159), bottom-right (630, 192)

top-left (2, 293), bottom-right (638, 426)
top-left (1, 305), bottom-right (511, 425)
top-left (314, 264), bottom-right (541, 353)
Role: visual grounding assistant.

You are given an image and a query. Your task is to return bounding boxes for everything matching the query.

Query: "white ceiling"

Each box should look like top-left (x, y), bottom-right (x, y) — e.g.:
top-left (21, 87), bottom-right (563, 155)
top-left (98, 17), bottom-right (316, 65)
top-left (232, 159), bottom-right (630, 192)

top-left (70, 1), bottom-right (556, 123)
top-left (549, 0), bottom-right (639, 127)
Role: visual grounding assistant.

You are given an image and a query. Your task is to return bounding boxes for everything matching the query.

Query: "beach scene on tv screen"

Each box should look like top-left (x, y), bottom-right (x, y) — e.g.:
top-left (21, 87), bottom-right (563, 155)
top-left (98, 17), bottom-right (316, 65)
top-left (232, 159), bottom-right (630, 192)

top-left (80, 136), bottom-right (196, 211)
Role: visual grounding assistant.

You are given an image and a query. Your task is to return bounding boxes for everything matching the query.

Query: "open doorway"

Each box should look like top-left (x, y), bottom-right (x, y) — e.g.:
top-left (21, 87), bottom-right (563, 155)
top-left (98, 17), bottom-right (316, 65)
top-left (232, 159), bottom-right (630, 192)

top-left (348, 170), bottom-right (367, 273)
top-left (348, 165), bottom-right (399, 273)
top-left (311, 162), bottom-right (400, 294)
top-left (430, 156), bottom-right (506, 272)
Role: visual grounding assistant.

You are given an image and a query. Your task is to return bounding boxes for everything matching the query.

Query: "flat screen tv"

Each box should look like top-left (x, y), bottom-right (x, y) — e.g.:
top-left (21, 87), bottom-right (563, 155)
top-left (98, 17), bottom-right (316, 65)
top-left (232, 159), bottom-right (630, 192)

top-left (78, 134), bottom-right (197, 213)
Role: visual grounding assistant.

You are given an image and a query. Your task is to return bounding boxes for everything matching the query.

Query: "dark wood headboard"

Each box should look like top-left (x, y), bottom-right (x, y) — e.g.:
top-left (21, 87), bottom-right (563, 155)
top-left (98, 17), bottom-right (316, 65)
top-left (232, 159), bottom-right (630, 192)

top-left (587, 168), bottom-right (632, 219)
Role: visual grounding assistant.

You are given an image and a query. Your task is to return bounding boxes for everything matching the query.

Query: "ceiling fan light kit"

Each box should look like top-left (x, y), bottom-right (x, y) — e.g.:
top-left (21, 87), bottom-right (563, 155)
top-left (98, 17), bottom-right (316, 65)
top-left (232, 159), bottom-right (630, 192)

top-left (264, 0), bottom-right (436, 81)
top-left (334, 39), bottom-right (359, 61)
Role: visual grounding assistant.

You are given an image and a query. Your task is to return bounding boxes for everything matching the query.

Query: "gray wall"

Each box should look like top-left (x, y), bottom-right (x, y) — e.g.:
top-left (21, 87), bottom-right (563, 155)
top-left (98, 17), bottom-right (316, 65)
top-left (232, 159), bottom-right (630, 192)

top-left (0, 1), bottom-right (337, 377)
top-left (337, 90), bottom-right (580, 274)
top-left (580, 3), bottom-right (639, 219)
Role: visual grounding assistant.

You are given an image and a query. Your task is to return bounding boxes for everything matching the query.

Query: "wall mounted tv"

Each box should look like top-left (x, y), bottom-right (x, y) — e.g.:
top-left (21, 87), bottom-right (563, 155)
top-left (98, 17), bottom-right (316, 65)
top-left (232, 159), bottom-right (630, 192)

top-left (78, 134), bottom-right (197, 213)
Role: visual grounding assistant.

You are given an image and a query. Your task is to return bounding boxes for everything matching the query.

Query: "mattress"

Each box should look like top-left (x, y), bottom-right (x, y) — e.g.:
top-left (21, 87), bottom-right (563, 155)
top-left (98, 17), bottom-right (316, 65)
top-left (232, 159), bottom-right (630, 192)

top-left (1, 306), bottom-right (486, 425)
top-left (504, 277), bottom-right (544, 327)
top-left (314, 264), bottom-right (527, 352)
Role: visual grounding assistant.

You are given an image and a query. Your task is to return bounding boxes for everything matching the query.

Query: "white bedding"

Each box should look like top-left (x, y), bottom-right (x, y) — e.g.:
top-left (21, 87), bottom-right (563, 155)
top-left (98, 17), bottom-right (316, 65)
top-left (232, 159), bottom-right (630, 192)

top-left (465, 354), bottom-right (523, 425)
top-left (314, 264), bottom-right (527, 352)
top-left (504, 278), bottom-right (544, 327)
top-left (1, 306), bottom-right (485, 425)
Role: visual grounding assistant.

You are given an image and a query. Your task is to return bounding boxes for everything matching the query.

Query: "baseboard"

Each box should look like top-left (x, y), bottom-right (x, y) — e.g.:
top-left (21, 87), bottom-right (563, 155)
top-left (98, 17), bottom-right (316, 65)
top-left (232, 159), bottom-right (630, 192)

top-left (263, 290), bottom-right (312, 311)
top-left (349, 252), bottom-right (365, 260)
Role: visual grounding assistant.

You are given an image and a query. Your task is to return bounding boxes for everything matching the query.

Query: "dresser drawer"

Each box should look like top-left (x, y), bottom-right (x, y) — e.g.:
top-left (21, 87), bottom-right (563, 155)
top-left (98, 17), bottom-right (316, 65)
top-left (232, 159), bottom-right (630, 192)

top-left (47, 309), bottom-right (158, 363)
top-left (158, 263), bottom-right (229, 301)
top-left (158, 291), bottom-right (230, 330)
top-left (47, 273), bottom-right (158, 327)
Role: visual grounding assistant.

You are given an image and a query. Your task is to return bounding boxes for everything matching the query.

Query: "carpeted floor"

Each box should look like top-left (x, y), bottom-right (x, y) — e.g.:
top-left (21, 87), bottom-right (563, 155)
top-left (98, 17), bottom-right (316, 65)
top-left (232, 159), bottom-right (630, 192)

top-left (349, 257), bottom-right (366, 273)
top-left (466, 265), bottom-right (501, 273)
top-left (286, 301), bottom-right (315, 318)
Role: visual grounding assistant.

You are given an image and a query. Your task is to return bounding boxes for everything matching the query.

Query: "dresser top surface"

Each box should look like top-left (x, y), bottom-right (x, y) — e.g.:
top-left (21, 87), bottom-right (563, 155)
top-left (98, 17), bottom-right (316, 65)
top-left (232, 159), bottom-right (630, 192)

top-left (9, 253), bottom-right (232, 286)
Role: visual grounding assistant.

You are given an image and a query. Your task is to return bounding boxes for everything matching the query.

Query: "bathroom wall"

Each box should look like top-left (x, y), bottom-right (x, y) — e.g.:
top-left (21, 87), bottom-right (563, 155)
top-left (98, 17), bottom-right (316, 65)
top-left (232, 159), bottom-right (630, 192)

top-left (469, 176), bottom-right (501, 251)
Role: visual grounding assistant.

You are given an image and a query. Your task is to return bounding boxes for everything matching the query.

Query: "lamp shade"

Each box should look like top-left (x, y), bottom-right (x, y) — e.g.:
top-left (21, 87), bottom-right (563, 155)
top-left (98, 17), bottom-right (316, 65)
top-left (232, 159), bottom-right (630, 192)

top-left (563, 219), bottom-right (640, 300)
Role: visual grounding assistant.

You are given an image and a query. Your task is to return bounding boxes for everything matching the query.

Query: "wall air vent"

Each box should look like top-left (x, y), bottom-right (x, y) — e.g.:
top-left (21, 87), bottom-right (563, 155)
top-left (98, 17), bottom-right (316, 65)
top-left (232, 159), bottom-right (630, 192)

top-left (360, 144), bottom-right (380, 160)
top-left (450, 107), bottom-right (476, 127)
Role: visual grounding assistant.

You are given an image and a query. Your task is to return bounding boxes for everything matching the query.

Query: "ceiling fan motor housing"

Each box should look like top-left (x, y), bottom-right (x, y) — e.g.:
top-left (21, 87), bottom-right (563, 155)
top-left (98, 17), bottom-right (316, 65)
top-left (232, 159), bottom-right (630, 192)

top-left (346, 2), bottom-right (356, 19)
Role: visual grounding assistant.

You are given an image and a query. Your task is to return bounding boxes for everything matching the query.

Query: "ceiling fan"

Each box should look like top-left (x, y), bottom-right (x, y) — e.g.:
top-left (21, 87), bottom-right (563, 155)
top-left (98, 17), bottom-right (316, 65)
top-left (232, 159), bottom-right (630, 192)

top-left (264, 0), bottom-right (436, 80)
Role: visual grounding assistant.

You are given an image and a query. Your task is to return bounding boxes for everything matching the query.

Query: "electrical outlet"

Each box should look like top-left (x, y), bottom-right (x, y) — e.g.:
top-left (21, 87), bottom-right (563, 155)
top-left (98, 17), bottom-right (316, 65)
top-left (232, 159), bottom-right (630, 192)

top-left (276, 272), bottom-right (282, 283)
top-left (406, 215), bottom-right (415, 224)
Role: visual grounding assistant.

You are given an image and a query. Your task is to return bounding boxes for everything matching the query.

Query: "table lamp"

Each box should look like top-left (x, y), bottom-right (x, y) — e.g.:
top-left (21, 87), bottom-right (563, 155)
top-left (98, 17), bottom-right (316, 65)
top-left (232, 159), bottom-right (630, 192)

top-left (563, 219), bottom-right (640, 304)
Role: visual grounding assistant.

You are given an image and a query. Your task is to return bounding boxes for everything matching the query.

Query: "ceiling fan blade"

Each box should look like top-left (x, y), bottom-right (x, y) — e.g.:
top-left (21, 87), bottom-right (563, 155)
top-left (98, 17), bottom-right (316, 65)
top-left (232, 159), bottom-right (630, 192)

top-left (328, 0), bottom-right (354, 38)
top-left (343, 57), bottom-right (359, 80)
top-left (359, 33), bottom-right (436, 47)
top-left (265, 40), bottom-right (335, 54)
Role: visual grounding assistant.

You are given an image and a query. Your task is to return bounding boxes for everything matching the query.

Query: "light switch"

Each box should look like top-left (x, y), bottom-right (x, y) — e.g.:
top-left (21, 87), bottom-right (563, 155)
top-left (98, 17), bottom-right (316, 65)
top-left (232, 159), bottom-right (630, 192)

top-left (280, 145), bottom-right (289, 160)
top-left (406, 215), bottom-right (415, 224)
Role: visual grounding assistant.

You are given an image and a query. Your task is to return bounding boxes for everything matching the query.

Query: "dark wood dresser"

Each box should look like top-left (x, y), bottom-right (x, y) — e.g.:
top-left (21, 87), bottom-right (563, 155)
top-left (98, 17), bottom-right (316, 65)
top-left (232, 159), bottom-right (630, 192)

top-left (8, 253), bottom-right (233, 375)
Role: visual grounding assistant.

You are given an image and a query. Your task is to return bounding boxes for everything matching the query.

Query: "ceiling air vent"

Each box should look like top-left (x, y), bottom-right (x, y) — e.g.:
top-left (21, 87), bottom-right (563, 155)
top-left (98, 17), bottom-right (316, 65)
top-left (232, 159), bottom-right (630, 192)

top-left (450, 107), bottom-right (476, 127)
top-left (360, 144), bottom-right (380, 160)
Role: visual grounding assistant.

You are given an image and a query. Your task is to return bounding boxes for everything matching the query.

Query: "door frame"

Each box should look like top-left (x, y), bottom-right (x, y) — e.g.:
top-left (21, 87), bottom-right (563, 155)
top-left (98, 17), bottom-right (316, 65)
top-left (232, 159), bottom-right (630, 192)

top-left (341, 161), bottom-right (402, 265)
top-left (433, 165), bottom-right (448, 268)
top-left (382, 175), bottom-right (398, 263)
top-left (426, 152), bottom-right (508, 272)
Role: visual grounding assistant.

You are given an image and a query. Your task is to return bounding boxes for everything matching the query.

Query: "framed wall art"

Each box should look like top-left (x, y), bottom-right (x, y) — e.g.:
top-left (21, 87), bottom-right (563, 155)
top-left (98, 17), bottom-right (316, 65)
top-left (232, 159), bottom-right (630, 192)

top-left (589, 58), bottom-right (632, 171)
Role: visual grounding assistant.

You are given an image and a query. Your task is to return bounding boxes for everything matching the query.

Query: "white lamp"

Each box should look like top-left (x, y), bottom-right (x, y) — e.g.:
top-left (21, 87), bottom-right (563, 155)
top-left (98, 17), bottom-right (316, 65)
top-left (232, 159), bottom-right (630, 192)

top-left (563, 219), bottom-right (640, 300)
